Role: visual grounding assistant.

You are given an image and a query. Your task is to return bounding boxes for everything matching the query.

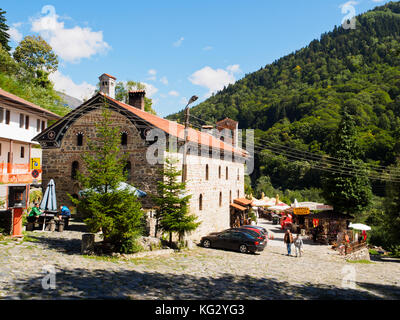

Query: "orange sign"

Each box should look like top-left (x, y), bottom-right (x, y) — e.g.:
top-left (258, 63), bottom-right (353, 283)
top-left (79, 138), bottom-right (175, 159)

top-left (293, 207), bottom-right (310, 215)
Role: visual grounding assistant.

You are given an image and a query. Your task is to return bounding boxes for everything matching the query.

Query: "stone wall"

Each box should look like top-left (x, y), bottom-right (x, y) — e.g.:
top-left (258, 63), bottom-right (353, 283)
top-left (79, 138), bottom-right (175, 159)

top-left (41, 107), bottom-right (163, 209)
top-left (345, 247), bottom-right (370, 261)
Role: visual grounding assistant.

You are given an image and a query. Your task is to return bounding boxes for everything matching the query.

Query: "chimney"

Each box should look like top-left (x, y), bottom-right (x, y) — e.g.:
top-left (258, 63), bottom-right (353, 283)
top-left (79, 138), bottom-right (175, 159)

top-left (201, 125), bottom-right (214, 135)
top-left (128, 90), bottom-right (146, 111)
top-left (99, 73), bottom-right (116, 99)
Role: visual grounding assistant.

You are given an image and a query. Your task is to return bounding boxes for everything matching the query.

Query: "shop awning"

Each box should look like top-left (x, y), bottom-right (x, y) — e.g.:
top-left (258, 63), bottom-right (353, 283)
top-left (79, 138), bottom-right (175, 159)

top-left (230, 203), bottom-right (247, 211)
top-left (234, 198), bottom-right (253, 207)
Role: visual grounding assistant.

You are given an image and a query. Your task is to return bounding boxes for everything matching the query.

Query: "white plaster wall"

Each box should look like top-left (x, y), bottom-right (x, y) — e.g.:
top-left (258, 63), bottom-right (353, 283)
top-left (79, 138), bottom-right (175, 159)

top-left (0, 105), bottom-right (46, 144)
top-left (165, 151), bottom-right (245, 241)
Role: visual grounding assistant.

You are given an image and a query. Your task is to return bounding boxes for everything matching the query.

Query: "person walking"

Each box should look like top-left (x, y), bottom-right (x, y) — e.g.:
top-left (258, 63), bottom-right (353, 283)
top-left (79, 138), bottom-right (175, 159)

top-left (294, 233), bottom-right (304, 257)
top-left (284, 229), bottom-right (294, 256)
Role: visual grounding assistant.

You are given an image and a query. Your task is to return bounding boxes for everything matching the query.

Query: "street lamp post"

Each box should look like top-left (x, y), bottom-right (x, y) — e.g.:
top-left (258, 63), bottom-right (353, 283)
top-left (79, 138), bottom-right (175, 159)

top-left (182, 95), bottom-right (198, 182)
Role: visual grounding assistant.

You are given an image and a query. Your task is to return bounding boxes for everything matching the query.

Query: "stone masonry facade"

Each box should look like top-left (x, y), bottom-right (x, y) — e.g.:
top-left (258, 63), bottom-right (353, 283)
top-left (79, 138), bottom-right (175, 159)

top-left (40, 101), bottom-right (246, 241)
top-left (41, 106), bottom-right (163, 209)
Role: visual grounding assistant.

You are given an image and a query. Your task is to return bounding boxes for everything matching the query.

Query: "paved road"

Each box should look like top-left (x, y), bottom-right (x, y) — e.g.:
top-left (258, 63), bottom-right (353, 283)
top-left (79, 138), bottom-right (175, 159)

top-left (1, 218), bottom-right (399, 299)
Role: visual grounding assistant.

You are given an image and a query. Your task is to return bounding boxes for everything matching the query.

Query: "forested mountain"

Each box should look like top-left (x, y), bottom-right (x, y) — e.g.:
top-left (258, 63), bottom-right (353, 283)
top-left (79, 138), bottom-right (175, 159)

top-left (167, 1), bottom-right (400, 199)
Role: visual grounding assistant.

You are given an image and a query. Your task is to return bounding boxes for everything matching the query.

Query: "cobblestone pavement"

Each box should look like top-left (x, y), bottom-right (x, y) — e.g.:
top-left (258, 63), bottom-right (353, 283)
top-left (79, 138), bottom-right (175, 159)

top-left (1, 218), bottom-right (399, 300)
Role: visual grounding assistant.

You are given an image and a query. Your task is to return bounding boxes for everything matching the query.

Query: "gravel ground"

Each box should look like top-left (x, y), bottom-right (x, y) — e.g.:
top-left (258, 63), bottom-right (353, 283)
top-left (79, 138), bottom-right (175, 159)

top-left (0, 218), bottom-right (399, 300)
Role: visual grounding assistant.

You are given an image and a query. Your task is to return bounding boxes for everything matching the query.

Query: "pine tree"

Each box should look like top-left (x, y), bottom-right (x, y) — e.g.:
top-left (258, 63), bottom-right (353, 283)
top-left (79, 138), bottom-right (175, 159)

top-left (322, 108), bottom-right (372, 215)
top-left (71, 103), bottom-right (144, 252)
top-left (0, 9), bottom-right (11, 53)
top-left (153, 157), bottom-right (200, 245)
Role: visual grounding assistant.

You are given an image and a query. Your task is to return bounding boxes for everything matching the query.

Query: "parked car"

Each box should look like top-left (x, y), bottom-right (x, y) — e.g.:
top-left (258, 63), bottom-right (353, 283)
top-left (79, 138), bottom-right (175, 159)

top-left (241, 225), bottom-right (269, 238)
top-left (201, 229), bottom-right (266, 254)
top-left (234, 227), bottom-right (267, 242)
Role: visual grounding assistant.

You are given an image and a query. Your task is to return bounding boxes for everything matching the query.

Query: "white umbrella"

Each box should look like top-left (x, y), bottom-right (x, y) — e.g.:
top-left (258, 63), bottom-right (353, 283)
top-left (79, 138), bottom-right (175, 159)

top-left (349, 223), bottom-right (371, 231)
top-left (252, 199), bottom-right (268, 206)
top-left (267, 205), bottom-right (290, 211)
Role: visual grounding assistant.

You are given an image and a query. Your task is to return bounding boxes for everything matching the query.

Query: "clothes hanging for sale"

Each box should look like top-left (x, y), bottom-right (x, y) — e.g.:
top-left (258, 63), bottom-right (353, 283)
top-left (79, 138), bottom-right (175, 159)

top-left (312, 218), bottom-right (319, 228)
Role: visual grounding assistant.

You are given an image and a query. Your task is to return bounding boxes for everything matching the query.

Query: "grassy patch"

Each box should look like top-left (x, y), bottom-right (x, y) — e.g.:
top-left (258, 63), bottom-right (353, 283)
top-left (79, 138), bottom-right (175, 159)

top-left (81, 255), bottom-right (120, 263)
top-left (347, 259), bottom-right (374, 264)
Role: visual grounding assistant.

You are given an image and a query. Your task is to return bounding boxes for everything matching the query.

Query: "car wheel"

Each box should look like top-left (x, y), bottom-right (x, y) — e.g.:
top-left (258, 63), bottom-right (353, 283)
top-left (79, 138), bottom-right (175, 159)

top-left (239, 244), bottom-right (248, 253)
top-left (202, 239), bottom-right (211, 248)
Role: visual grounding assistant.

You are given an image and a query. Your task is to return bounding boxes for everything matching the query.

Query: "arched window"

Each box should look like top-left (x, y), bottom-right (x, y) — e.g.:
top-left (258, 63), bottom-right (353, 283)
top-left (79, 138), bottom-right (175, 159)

top-left (226, 167), bottom-right (228, 180)
top-left (77, 133), bottom-right (83, 146)
top-left (218, 166), bottom-right (221, 179)
top-left (219, 192), bottom-right (222, 207)
top-left (121, 132), bottom-right (128, 145)
top-left (205, 164), bottom-right (209, 180)
top-left (229, 190), bottom-right (232, 203)
top-left (237, 190), bottom-right (240, 198)
top-left (71, 161), bottom-right (79, 180)
top-left (199, 194), bottom-right (203, 211)
top-left (237, 168), bottom-right (240, 180)
top-left (124, 161), bottom-right (132, 181)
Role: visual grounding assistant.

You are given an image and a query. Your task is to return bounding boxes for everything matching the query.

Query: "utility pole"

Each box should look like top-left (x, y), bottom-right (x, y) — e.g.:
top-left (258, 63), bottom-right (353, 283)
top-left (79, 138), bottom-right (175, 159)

top-left (182, 95), bottom-right (198, 182)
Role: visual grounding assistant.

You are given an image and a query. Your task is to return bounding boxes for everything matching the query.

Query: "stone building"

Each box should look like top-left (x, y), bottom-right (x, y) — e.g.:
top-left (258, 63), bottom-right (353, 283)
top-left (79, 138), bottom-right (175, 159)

top-left (33, 73), bottom-right (248, 240)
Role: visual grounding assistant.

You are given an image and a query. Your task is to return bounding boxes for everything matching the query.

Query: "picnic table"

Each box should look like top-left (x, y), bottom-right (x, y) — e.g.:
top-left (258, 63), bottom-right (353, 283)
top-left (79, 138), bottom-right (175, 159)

top-left (27, 212), bottom-right (68, 232)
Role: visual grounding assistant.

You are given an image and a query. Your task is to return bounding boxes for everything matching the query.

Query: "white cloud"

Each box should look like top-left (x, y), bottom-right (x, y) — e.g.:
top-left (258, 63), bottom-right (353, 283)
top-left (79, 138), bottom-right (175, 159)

top-left (160, 76), bottom-right (168, 85)
top-left (141, 82), bottom-right (159, 97)
top-left (7, 23), bottom-right (23, 43)
top-left (49, 70), bottom-right (96, 101)
top-left (189, 64), bottom-right (242, 97)
top-left (168, 90), bottom-right (179, 97)
top-left (173, 36), bottom-right (184, 47)
top-left (31, 5), bottom-right (110, 63)
top-left (147, 69), bottom-right (157, 81)
top-left (202, 46), bottom-right (213, 51)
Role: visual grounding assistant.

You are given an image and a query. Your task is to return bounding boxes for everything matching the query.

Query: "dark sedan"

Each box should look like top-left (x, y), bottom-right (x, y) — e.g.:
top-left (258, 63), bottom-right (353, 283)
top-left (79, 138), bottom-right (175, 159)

top-left (240, 225), bottom-right (269, 239)
top-left (201, 229), bottom-right (266, 254)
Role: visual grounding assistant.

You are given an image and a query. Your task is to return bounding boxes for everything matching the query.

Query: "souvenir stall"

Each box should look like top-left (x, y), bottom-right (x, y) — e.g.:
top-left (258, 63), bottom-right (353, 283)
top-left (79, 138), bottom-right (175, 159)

top-left (303, 211), bottom-right (352, 244)
top-left (230, 198), bottom-right (253, 227)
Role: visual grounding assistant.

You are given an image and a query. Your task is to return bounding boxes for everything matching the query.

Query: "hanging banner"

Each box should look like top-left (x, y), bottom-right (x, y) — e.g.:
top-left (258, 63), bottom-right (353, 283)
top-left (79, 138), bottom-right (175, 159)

top-left (293, 207), bottom-right (310, 215)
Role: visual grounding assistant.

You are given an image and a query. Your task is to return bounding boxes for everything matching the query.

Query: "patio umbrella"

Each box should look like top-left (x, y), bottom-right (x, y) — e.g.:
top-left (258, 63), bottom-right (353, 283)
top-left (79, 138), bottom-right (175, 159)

top-left (348, 223), bottom-right (371, 231)
top-left (267, 205), bottom-right (291, 211)
top-left (40, 179), bottom-right (57, 212)
top-left (39, 179), bottom-right (58, 231)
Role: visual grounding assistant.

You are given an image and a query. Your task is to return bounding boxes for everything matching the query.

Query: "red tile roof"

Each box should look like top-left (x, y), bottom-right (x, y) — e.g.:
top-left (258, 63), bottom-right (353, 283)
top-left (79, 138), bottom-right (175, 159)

top-left (100, 92), bottom-right (248, 157)
top-left (0, 88), bottom-right (61, 120)
top-left (101, 73), bottom-right (117, 80)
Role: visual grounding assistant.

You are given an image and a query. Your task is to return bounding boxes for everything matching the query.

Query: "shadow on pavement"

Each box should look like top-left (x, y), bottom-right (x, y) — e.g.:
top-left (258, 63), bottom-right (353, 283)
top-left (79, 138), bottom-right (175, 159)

top-left (4, 266), bottom-right (395, 300)
top-left (25, 235), bottom-right (82, 255)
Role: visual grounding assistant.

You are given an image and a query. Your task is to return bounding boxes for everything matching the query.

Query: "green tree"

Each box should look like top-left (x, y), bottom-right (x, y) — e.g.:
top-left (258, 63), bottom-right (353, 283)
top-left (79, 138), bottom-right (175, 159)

top-left (115, 80), bottom-right (157, 115)
top-left (71, 103), bottom-right (144, 253)
top-left (153, 157), bottom-right (200, 245)
top-left (0, 9), bottom-right (11, 52)
top-left (322, 109), bottom-right (372, 215)
top-left (13, 35), bottom-right (58, 77)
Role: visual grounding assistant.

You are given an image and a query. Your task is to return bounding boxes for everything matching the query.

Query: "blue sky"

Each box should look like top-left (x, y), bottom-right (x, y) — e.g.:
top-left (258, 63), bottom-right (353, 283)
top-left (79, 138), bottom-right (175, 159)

top-left (2, 0), bottom-right (390, 116)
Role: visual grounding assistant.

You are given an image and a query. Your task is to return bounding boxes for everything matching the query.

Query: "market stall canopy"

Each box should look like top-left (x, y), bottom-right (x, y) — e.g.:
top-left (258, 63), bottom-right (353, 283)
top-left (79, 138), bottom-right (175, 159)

top-left (230, 203), bottom-right (247, 212)
top-left (349, 223), bottom-right (371, 231)
top-left (267, 205), bottom-right (291, 211)
top-left (79, 182), bottom-right (147, 198)
top-left (40, 179), bottom-right (57, 212)
top-left (234, 198), bottom-right (253, 207)
top-left (252, 199), bottom-right (269, 206)
top-left (291, 201), bottom-right (332, 211)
